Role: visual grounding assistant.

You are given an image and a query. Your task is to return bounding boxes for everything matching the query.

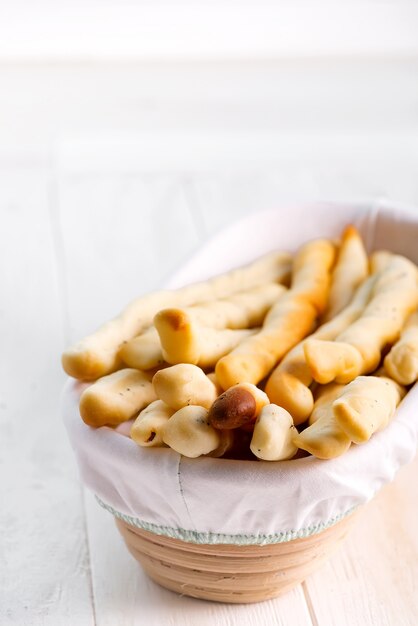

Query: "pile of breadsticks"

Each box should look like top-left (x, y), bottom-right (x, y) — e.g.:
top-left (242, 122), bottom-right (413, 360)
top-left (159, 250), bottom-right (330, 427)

top-left (62, 225), bottom-right (418, 461)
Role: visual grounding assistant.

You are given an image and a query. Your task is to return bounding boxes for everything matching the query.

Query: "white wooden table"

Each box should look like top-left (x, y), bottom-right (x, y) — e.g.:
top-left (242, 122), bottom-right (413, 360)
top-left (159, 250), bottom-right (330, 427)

top-left (1, 59), bottom-right (418, 625)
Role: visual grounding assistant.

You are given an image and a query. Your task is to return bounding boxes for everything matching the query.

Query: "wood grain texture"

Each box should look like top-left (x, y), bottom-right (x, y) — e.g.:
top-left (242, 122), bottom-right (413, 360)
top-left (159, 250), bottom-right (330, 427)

top-left (0, 170), bottom-right (94, 626)
top-left (303, 452), bottom-right (418, 626)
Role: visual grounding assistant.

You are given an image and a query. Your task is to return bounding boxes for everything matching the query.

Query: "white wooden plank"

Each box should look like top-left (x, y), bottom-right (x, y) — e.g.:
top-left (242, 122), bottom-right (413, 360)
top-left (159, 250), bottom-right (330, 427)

top-left (0, 169), bottom-right (94, 625)
top-left (303, 452), bottom-right (418, 626)
top-left (84, 492), bottom-right (313, 626)
top-left (56, 172), bottom-right (203, 342)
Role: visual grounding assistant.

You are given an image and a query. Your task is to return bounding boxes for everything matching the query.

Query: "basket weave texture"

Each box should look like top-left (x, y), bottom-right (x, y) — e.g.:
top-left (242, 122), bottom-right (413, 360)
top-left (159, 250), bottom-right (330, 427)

top-left (116, 511), bottom-right (358, 603)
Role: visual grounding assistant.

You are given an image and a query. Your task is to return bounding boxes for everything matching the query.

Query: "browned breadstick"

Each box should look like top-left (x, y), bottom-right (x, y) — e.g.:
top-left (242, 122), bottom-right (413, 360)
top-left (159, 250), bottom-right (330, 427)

top-left (62, 251), bottom-right (291, 381)
top-left (154, 310), bottom-right (256, 367)
top-left (215, 239), bottom-right (336, 389)
top-left (207, 383), bottom-right (269, 429)
top-left (120, 283), bottom-right (284, 370)
top-left (165, 283), bottom-right (286, 330)
top-left (265, 275), bottom-right (376, 424)
top-left (322, 225), bottom-right (369, 322)
top-left (304, 255), bottom-right (418, 384)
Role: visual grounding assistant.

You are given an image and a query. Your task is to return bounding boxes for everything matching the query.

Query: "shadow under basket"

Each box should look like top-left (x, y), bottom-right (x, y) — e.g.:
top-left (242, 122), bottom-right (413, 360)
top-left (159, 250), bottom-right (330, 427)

top-left (115, 511), bottom-right (358, 604)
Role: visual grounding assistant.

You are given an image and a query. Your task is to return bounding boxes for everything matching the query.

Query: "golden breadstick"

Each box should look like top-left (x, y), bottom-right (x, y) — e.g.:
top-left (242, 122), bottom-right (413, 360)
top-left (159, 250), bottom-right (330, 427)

top-left (62, 251), bottom-right (291, 381)
top-left (162, 406), bottom-right (221, 458)
top-left (208, 383), bottom-right (269, 429)
top-left (130, 400), bottom-right (174, 447)
top-left (304, 255), bottom-right (418, 384)
top-left (250, 404), bottom-right (298, 461)
top-left (152, 364), bottom-right (218, 411)
top-left (384, 312), bottom-right (418, 385)
top-left (309, 383), bottom-right (346, 425)
top-left (120, 327), bottom-right (163, 371)
top-left (120, 283), bottom-right (284, 370)
top-left (322, 225), bottom-right (369, 322)
top-left (206, 371), bottom-right (223, 395)
top-left (215, 239), bottom-right (336, 389)
top-left (154, 310), bottom-right (256, 367)
top-left (265, 370), bottom-right (314, 426)
top-left (292, 415), bottom-right (351, 460)
top-left (292, 385), bottom-right (351, 459)
top-left (207, 430), bottom-right (235, 458)
top-left (79, 368), bottom-right (156, 427)
top-left (369, 250), bottom-right (393, 274)
top-left (333, 375), bottom-right (405, 444)
top-left (169, 283), bottom-right (285, 329)
top-left (265, 275), bottom-right (376, 424)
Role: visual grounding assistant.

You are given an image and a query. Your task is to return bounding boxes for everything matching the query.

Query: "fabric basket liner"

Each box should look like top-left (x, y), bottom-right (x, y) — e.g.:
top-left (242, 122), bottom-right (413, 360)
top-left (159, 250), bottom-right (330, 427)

top-left (62, 201), bottom-right (418, 544)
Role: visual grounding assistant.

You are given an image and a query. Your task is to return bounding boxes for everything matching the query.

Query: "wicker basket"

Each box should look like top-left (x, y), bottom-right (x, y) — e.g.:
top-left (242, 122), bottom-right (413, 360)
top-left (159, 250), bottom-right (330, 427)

top-left (115, 511), bottom-right (358, 603)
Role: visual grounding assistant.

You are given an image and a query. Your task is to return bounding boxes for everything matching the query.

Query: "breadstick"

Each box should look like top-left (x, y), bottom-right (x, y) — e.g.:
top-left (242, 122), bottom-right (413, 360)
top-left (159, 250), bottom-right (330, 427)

top-left (62, 251), bottom-right (291, 381)
top-left (292, 386), bottom-right (351, 459)
top-left (152, 364), bottom-right (218, 411)
top-left (120, 283), bottom-right (284, 370)
top-left (265, 275), bottom-right (376, 424)
top-left (119, 283), bottom-right (286, 370)
top-left (333, 375), bottom-right (405, 444)
top-left (120, 327), bottom-right (163, 371)
top-left (130, 400), bottom-right (174, 447)
top-left (206, 430), bottom-right (235, 458)
top-left (304, 255), bottom-right (418, 384)
top-left (250, 404), bottom-right (298, 461)
top-left (369, 250), bottom-right (393, 274)
top-left (215, 239), bottom-right (336, 389)
top-left (309, 383), bottom-right (346, 425)
top-left (322, 225), bottom-right (369, 322)
top-left (79, 368), bottom-right (156, 427)
top-left (154, 310), bottom-right (256, 367)
top-left (206, 371), bottom-right (223, 395)
top-left (165, 283), bottom-right (285, 329)
top-left (208, 383), bottom-right (269, 429)
top-left (384, 312), bottom-right (418, 385)
top-left (292, 414), bottom-right (351, 460)
top-left (162, 406), bottom-right (221, 458)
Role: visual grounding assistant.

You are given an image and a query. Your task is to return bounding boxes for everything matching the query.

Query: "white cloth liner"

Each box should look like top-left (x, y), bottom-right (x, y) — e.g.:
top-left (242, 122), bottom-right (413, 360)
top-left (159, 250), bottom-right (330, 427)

top-left (62, 201), bottom-right (418, 544)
